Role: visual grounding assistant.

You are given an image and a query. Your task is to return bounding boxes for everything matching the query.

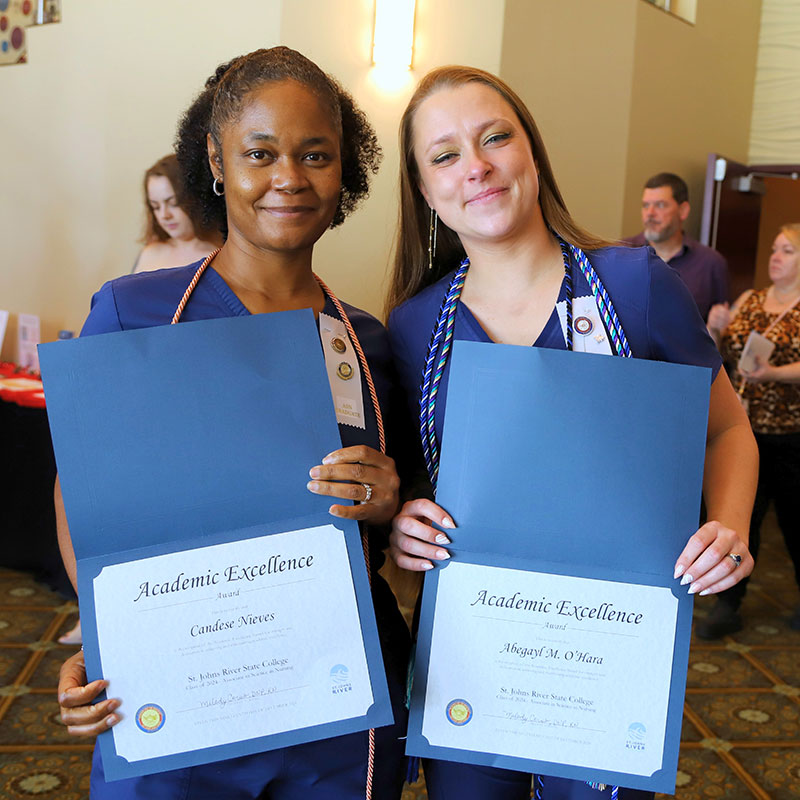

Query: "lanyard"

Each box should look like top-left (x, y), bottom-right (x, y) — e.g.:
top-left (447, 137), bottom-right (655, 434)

top-left (172, 249), bottom-right (382, 799)
top-left (419, 239), bottom-right (632, 490)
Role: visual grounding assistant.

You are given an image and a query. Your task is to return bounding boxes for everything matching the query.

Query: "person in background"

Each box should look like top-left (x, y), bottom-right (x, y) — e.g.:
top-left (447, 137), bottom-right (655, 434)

top-left (385, 65), bottom-right (757, 800)
top-left (701, 224), bottom-right (800, 637)
top-left (57, 154), bottom-right (223, 645)
top-left (132, 153), bottom-right (222, 273)
top-left (624, 172), bottom-right (729, 322)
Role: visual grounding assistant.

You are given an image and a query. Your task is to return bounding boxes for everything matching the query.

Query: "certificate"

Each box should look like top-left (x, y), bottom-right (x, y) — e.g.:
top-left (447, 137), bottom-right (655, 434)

top-left (39, 312), bottom-right (393, 780)
top-left (420, 562), bottom-right (676, 779)
top-left (88, 525), bottom-right (373, 764)
top-left (407, 341), bottom-right (711, 793)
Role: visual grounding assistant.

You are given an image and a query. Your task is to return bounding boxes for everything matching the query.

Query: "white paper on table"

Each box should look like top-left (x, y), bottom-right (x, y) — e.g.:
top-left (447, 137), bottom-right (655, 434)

top-left (93, 524), bottom-right (373, 763)
top-left (421, 561), bottom-right (677, 778)
top-left (0, 310), bottom-right (8, 355)
top-left (17, 313), bottom-right (40, 371)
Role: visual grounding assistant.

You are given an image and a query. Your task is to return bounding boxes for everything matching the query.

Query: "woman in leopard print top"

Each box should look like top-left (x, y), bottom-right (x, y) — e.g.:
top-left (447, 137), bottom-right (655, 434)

top-left (702, 224), bottom-right (800, 637)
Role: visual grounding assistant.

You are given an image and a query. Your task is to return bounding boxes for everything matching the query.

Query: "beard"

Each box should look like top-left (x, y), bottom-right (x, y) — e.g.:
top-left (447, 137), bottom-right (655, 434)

top-left (643, 220), bottom-right (679, 244)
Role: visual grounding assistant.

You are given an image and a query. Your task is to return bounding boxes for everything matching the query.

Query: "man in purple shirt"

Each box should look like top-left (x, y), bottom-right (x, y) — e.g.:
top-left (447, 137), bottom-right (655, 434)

top-left (624, 172), bottom-right (729, 322)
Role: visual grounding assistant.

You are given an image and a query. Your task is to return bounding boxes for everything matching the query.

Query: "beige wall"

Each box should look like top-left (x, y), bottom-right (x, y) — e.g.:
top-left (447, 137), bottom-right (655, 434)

top-left (0, 0), bottom-right (505, 360)
top-left (622, 0), bottom-right (762, 239)
top-left (500, 0), bottom-right (637, 240)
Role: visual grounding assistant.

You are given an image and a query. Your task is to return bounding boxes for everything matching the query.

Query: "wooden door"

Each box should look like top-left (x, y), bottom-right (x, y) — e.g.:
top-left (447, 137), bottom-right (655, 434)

top-left (700, 154), bottom-right (762, 302)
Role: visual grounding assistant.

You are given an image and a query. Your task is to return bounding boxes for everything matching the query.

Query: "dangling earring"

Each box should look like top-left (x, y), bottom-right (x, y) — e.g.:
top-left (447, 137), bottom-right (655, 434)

top-left (212, 177), bottom-right (224, 197)
top-left (428, 207), bottom-right (438, 271)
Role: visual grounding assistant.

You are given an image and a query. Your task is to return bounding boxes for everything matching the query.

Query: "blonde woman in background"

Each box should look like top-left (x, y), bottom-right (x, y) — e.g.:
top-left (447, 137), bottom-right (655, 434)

top-left (702, 223), bottom-right (800, 637)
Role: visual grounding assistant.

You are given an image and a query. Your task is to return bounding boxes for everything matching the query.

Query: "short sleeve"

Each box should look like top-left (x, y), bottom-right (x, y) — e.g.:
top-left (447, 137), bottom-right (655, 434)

top-left (646, 252), bottom-right (723, 379)
top-left (79, 282), bottom-right (123, 337)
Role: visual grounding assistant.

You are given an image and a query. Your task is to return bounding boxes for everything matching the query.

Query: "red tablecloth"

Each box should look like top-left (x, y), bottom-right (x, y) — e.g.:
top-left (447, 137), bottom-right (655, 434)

top-left (0, 367), bottom-right (45, 408)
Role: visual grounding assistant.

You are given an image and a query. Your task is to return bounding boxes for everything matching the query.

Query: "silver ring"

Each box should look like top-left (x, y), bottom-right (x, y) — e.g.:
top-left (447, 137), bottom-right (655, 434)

top-left (361, 483), bottom-right (372, 503)
top-left (727, 553), bottom-right (742, 568)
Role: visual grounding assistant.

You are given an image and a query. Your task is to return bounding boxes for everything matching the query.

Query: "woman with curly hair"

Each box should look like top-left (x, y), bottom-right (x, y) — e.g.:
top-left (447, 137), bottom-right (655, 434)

top-left (53, 46), bottom-right (409, 800)
top-left (132, 153), bottom-right (222, 274)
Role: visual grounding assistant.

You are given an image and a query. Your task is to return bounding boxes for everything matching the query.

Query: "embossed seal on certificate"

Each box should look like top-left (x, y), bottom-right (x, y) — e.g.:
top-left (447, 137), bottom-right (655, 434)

top-left (445, 699), bottom-right (472, 726)
top-left (337, 362), bottom-right (354, 381)
top-left (136, 703), bottom-right (166, 733)
top-left (574, 315), bottom-right (593, 335)
top-left (626, 721), bottom-right (646, 750)
top-left (330, 336), bottom-right (347, 354)
top-left (330, 664), bottom-right (353, 694)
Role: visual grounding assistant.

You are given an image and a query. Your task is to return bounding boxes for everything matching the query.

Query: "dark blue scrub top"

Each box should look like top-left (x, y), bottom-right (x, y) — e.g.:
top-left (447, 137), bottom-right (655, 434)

top-left (388, 245), bottom-right (722, 450)
top-left (81, 260), bottom-right (409, 571)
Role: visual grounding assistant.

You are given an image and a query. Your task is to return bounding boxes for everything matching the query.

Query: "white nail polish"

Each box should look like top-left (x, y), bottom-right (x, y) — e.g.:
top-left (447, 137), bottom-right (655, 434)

top-left (420, 562), bottom-right (433, 571)
top-left (698, 589), bottom-right (711, 596)
top-left (441, 516), bottom-right (456, 529)
top-left (680, 573), bottom-right (693, 586)
top-left (687, 583), bottom-right (700, 595)
top-left (437, 550), bottom-right (451, 560)
top-left (674, 564), bottom-right (685, 580)
top-left (435, 533), bottom-right (451, 545)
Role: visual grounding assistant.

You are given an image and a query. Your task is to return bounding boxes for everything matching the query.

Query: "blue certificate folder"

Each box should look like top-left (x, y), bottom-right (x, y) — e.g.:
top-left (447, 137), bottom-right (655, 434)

top-left (38, 311), bottom-right (392, 781)
top-left (408, 341), bottom-right (712, 793)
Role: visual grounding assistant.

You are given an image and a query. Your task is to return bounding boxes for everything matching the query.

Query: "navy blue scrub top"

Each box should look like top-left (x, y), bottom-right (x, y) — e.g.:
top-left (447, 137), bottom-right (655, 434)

top-left (388, 245), bottom-right (723, 451)
top-left (81, 260), bottom-right (407, 570)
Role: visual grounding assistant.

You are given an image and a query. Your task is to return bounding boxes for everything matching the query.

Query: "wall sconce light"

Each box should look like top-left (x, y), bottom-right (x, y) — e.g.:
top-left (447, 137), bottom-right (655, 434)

top-left (372, 0), bottom-right (416, 70)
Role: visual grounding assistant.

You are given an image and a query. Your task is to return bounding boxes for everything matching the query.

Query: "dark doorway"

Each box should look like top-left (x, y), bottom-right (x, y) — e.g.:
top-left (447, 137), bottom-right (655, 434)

top-left (702, 155), bottom-right (800, 301)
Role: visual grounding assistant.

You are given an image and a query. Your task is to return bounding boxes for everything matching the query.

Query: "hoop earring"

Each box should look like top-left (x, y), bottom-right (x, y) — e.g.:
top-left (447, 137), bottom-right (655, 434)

top-left (212, 177), bottom-right (224, 197)
top-left (428, 207), bottom-right (438, 271)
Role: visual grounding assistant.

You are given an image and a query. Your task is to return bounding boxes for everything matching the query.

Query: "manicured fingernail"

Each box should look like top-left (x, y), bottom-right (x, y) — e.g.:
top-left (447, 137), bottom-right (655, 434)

top-left (435, 534), bottom-right (451, 545)
top-left (674, 564), bottom-right (685, 579)
top-left (107, 715), bottom-right (118, 728)
top-left (421, 562), bottom-right (434, 571)
top-left (307, 481), bottom-right (318, 492)
top-left (441, 516), bottom-right (456, 529)
top-left (688, 583), bottom-right (700, 595)
top-left (698, 589), bottom-right (711, 596)
top-left (309, 467), bottom-right (320, 478)
top-left (436, 549), bottom-right (450, 560)
top-left (680, 574), bottom-right (693, 586)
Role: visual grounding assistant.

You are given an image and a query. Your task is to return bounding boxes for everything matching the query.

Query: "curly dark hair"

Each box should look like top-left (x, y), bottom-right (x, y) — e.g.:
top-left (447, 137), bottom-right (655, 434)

top-left (175, 47), bottom-right (382, 236)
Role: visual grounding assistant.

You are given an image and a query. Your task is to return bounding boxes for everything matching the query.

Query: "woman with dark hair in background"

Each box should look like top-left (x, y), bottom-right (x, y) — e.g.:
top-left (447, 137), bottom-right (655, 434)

top-left (54, 46), bottom-right (409, 799)
top-left (703, 223), bottom-right (800, 637)
top-left (385, 65), bottom-right (758, 800)
top-left (132, 153), bottom-right (222, 273)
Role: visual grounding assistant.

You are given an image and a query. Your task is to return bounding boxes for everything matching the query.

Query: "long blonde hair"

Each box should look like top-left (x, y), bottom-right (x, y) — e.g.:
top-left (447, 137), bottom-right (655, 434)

top-left (386, 65), bottom-right (610, 316)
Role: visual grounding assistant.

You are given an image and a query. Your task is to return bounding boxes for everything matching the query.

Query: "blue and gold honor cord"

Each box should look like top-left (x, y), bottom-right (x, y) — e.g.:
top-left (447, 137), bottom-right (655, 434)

top-left (417, 239), bottom-right (631, 796)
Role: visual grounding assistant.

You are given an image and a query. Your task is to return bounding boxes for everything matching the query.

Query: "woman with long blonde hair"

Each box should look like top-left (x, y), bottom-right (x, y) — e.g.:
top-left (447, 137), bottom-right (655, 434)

top-left (386, 65), bottom-right (758, 800)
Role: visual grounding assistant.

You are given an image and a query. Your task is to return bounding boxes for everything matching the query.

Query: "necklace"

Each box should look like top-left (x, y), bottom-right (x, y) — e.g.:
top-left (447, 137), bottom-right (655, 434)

top-left (419, 238), bottom-right (632, 489)
top-left (767, 285), bottom-right (800, 308)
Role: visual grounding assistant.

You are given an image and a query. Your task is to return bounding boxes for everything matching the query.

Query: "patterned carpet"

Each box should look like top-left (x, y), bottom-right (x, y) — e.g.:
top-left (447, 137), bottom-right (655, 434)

top-left (0, 513), bottom-right (797, 799)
